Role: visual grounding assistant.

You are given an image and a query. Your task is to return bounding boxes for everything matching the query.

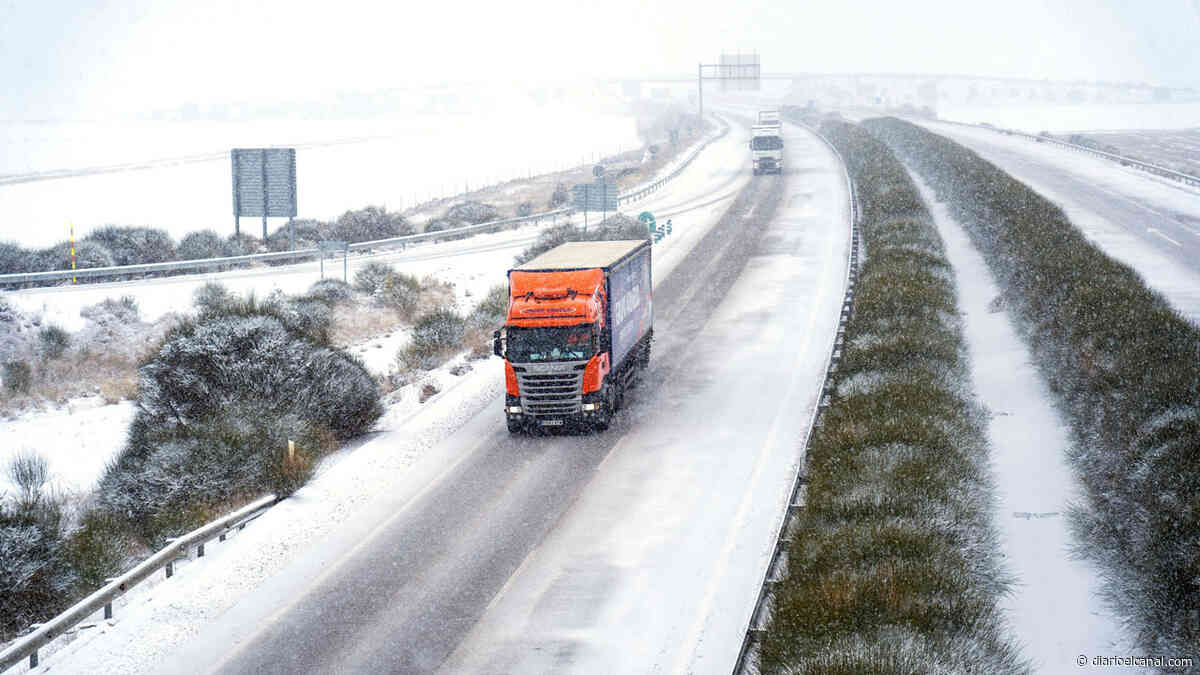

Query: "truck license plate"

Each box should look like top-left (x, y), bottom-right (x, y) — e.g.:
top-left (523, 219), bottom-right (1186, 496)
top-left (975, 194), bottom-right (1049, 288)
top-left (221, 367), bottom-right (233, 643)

top-left (539, 419), bottom-right (564, 426)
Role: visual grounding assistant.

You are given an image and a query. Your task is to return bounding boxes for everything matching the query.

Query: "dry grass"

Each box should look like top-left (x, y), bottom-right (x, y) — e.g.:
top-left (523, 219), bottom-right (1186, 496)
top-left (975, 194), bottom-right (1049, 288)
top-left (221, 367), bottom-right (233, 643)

top-left (330, 302), bottom-right (405, 348)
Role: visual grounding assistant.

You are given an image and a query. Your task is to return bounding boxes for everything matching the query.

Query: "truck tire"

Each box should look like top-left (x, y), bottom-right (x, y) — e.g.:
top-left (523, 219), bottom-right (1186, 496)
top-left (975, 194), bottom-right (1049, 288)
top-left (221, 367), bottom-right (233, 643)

top-left (507, 416), bottom-right (524, 434)
top-left (592, 386), bottom-right (614, 432)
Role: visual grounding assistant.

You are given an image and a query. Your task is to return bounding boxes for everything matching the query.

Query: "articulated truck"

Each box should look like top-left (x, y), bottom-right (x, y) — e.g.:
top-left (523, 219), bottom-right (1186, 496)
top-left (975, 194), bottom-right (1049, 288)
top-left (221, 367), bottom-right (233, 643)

top-left (751, 109), bottom-right (784, 175)
top-left (493, 240), bottom-right (653, 432)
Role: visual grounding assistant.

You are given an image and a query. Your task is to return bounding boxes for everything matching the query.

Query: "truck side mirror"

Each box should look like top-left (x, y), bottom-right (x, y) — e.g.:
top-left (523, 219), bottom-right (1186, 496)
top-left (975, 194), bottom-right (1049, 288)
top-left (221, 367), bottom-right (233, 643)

top-left (493, 329), bottom-right (503, 357)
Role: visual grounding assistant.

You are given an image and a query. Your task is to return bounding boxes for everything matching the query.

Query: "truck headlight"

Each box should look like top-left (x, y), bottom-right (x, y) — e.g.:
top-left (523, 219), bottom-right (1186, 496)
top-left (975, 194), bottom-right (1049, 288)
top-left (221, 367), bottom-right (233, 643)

top-left (506, 406), bottom-right (522, 414)
top-left (581, 403), bottom-right (598, 411)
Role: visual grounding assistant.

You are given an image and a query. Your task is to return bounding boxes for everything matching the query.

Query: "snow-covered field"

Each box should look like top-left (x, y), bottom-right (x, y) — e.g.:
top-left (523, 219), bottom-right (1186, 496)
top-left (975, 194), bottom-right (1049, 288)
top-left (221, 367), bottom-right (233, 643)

top-left (937, 101), bottom-right (1200, 133)
top-left (1, 116), bottom-right (749, 674)
top-left (1, 89), bottom-right (640, 248)
top-left (915, 175), bottom-right (1142, 672)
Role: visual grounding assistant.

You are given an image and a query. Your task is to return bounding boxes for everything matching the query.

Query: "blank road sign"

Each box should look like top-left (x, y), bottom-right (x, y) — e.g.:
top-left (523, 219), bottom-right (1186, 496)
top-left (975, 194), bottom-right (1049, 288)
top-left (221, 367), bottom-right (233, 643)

top-left (232, 148), bottom-right (297, 218)
top-left (571, 183), bottom-right (618, 211)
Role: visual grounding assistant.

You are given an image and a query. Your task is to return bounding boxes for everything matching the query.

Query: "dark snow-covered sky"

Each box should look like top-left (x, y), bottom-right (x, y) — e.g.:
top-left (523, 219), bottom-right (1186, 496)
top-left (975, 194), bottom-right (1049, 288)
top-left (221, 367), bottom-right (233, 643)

top-left (3, 0), bottom-right (1198, 117)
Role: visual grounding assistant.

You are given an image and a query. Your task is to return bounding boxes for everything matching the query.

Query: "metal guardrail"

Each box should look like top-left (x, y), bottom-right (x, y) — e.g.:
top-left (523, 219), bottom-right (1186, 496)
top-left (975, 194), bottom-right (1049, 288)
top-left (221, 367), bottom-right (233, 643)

top-left (0, 115), bottom-right (730, 288)
top-left (939, 119), bottom-right (1200, 188)
top-left (0, 494), bottom-right (278, 672)
top-left (731, 117), bottom-right (861, 675)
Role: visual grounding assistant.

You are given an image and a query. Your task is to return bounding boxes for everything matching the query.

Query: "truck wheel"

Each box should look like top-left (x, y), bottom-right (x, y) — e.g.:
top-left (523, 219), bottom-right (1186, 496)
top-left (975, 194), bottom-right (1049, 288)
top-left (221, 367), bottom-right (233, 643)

top-left (507, 417), bottom-right (524, 434)
top-left (592, 387), bottom-right (613, 432)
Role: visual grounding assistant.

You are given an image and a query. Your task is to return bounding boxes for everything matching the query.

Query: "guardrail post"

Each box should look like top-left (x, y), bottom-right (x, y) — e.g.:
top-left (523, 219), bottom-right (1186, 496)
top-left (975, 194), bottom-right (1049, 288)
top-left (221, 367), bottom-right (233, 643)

top-left (197, 542), bottom-right (205, 558)
top-left (104, 602), bottom-right (113, 619)
top-left (29, 650), bottom-right (36, 668)
top-left (166, 561), bottom-right (173, 578)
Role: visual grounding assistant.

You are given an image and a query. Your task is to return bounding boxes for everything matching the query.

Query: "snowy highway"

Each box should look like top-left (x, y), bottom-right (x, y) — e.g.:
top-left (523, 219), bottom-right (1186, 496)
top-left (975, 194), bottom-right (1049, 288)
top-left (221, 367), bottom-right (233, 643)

top-left (13, 113), bottom-right (854, 674)
top-left (58, 122), bottom-right (849, 674)
top-left (916, 120), bottom-right (1200, 323)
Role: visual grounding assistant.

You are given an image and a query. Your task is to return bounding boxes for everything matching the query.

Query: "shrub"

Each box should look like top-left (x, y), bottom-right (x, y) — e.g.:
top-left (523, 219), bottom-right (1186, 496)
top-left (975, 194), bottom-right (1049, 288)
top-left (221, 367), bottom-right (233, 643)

top-left (83, 225), bottom-right (175, 266)
top-left (401, 309), bottom-right (466, 371)
top-left (38, 324), bottom-right (71, 359)
top-left (374, 270), bottom-right (422, 315)
top-left (225, 232), bottom-right (262, 257)
top-left (516, 201), bottom-right (534, 217)
top-left (193, 282), bottom-right (233, 314)
top-left (864, 115), bottom-right (1200, 659)
top-left (0, 495), bottom-right (77, 641)
top-left (304, 279), bottom-right (355, 306)
top-left (446, 201), bottom-right (498, 225)
top-left (0, 241), bottom-right (24, 274)
top-left (177, 230), bottom-right (229, 260)
top-left (8, 450), bottom-right (49, 505)
top-left (36, 240), bottom-right (115, 272)
top-left (81, 296), bottom-right (139, 325)
top-left (411, 309), bottom-right (466, 351)
top-left (97, 309), bottom-right (380, 541)
top-left (467, 284), bottom-right (510, 330)
top-left (267, 218), bottom-right (330, 252)
top-left (354, 262), bottom-right (396, 295)
top-left (331, 206), bottom-right (412, 243)
top-left (3, 360), bottom-right (32, 394)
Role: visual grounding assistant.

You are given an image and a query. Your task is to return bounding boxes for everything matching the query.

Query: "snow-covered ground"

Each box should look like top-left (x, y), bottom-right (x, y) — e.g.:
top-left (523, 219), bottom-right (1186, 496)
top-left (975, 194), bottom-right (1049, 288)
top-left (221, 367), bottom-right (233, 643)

top-left (936, 102), bottom-right (1200, 134)
top-left (1, 90), bottom-right (640, 248)
top-left (3, 115), bottom-right (750, 674)
top-left (914, 174), bottom-right (1142, 673)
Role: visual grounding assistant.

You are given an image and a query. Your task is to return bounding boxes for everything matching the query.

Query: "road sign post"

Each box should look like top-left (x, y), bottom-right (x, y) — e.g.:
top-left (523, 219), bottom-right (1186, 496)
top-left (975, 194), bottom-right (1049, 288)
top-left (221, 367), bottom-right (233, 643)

top-left (318, 240), bottom-right (349, 282)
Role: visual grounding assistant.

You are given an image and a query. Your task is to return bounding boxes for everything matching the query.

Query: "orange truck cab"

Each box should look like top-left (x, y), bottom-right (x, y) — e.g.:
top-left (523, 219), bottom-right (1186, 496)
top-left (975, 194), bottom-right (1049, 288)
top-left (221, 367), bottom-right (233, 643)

top-left (493, 240), bottom-right (653, 432)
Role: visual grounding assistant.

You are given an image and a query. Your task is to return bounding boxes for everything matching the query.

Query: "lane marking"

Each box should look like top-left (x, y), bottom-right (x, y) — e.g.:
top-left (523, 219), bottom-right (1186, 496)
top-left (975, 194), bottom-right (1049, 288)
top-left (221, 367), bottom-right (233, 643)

top-left (1147, 228), bottom-right (1183, 247)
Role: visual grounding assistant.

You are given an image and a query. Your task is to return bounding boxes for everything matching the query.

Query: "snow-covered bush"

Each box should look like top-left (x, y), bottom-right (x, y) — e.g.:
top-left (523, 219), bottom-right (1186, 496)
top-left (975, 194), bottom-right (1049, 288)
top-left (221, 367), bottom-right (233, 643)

top-left (177, 230), bottom-right (229, 260)
top-left (446, 200), bottom-right (498, 225)
top-left (757, 117), bottom-right (1026, 674)
top-left (80, 296), bottom-right (139, 325)
top-left (0, 451), bottom-right (77, 640)
top-left (193, 281), bottom-right (233, 314)
top-left (266, 218), bottom-right (330, 252)
top-left (866, 116), bottom-right (1200, 658)
top-left (38, 323), bottom-right (70, 359)
top-left (83, 225), bottom-right (176, 266)
top-left (467, 284), bottom-right (510, 330)
top-left (35, 239), bottom-right (116, 273)
top-left (353, 261), bottom-right (395, 294)
top-left (0, 494), bottom-right (77, 640)
top-left (330, 205), bottom-right (412, 243)
top-left (373, 270), bottom-right (422, 315)
top-left (0, 241), bottom-right (24, 274)
top-left (304, 278), bottom-right (355, 306)
top-left (97, 309), bottom-right (380, 541)
top-left (400, 309), bottom-right (466, 371)
top-left (3, 359), bottom-right (32, 394)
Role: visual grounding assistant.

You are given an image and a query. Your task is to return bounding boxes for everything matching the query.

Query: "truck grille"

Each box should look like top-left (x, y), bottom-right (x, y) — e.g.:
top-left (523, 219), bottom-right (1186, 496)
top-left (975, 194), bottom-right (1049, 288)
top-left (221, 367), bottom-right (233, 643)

top-left (517, 367), bottom-right (583, 416)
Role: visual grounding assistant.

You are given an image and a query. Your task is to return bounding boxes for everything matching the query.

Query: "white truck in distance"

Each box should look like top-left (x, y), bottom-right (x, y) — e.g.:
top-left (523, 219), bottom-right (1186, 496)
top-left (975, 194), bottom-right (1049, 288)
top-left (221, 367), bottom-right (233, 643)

top-left (750, 109), bottom-right (783, 175)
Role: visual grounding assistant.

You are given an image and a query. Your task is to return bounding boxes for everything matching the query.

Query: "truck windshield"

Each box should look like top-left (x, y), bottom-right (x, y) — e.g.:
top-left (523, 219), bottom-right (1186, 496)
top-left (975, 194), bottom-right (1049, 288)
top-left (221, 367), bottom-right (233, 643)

top-left (508, 325), bottom-right (594, 362)
top-left (753, 136), bottom-right (783, 150)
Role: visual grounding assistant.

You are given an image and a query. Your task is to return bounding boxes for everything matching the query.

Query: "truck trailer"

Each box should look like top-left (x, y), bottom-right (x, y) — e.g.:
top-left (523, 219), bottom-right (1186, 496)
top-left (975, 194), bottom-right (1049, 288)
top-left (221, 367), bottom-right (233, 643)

top-left (493, 240), bottom-right (653, 432)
